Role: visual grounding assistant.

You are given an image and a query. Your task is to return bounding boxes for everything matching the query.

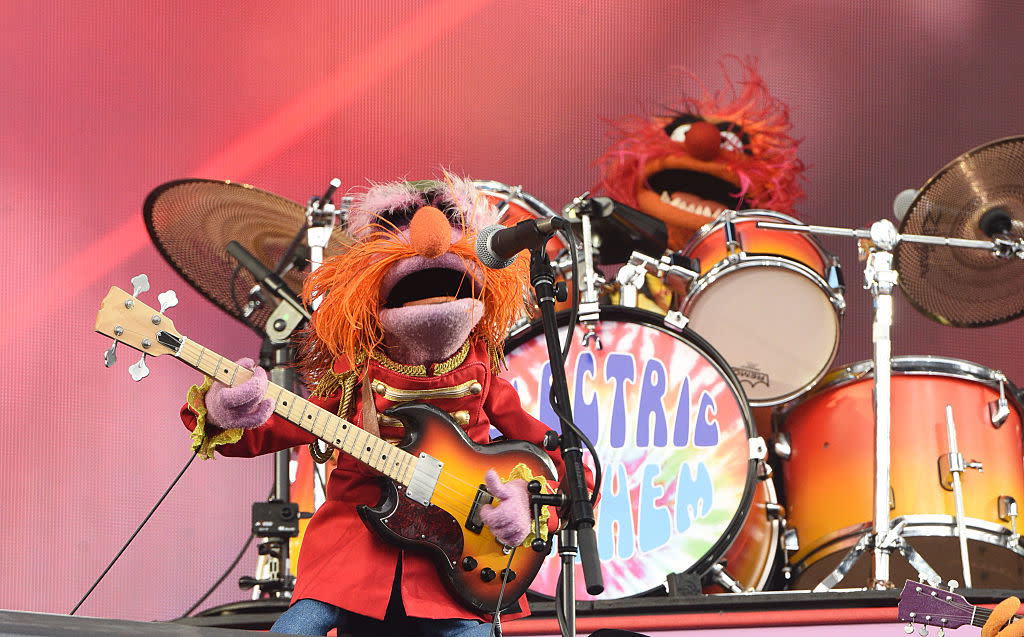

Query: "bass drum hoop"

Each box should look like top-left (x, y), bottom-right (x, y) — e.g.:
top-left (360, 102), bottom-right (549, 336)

top-left (504, 305), bottom-right (760, 591)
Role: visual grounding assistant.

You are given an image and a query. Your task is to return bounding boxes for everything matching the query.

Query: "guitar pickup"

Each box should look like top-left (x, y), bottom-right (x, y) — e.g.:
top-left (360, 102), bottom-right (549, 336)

top-left (465, 484), bottom-right (492, 534)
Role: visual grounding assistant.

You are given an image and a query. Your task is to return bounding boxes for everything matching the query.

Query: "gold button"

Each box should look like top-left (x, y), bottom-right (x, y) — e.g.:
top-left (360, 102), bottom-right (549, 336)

top-left (452, 410), bottom-right (470, 426)
top-left (469, 381), bottom-right (482, 395)
top-left (373, 381), bottom-right (387, 395)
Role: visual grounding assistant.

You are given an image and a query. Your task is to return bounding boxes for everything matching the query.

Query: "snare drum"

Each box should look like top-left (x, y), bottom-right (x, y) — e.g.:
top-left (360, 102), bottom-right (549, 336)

top-left (680, 210), bottom-right (845, 407)
top-left (503, 307), bottom-right (779, 598)
top-left (778, 356), bottom-right (1024, 589)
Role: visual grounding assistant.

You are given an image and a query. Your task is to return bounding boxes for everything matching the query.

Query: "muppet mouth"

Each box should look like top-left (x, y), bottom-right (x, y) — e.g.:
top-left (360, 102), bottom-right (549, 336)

top-left (645, 169), bottom-right (743, 218)
top-left (382, 267), bottom-right (478, 309)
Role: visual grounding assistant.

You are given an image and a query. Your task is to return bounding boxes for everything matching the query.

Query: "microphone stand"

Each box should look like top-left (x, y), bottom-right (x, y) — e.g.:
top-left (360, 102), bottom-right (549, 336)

top-left (527, 245), bottom-right (603, 636)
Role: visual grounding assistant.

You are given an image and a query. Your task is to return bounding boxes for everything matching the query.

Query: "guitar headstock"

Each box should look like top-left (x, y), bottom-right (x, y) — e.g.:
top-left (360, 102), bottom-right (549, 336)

top-left (898, 580), bottom-right (973, 634)
top-left (95, 275), bottom-right (183, 379)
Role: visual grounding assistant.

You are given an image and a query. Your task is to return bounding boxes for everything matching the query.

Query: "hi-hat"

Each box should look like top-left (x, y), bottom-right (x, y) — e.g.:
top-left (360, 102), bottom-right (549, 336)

top-left (143, 178), bottom-right (351, 333)
top-left (893, 135), bottom-right (1024, 327)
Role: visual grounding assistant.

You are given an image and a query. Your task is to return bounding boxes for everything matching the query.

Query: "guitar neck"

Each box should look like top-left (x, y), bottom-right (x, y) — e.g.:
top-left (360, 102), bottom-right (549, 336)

top-left (174, 337), bottom-right (417, 487)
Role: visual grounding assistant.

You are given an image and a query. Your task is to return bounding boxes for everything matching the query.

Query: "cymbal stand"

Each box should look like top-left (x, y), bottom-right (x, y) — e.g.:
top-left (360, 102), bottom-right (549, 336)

top-left (248, 180), bottom-right (346, 597)
top-left (757, 218), bottom-right (1019, 590)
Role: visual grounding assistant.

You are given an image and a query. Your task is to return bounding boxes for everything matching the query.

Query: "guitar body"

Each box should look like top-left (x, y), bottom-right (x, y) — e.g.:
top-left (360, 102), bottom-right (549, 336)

top-left (357, 402), bottom-right (556, 614)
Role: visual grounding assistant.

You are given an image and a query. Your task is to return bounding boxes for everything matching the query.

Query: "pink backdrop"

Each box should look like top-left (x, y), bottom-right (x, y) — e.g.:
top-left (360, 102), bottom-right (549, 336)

top-left (4, 0), bottom-right (1024, 623)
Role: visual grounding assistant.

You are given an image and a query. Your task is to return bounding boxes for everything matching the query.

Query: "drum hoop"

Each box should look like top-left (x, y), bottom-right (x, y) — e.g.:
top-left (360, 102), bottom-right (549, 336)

top-left (502, 305), bottom-right (761, 583)
top-left (682, 209), bottom-right (814, 253)
top-left (681, 255), bottom-right (845, 314)
top-left (471, 179), bottom-right (558, 218)
top-left (798, 355), bottom-right (1024, 412)
top-left (792, 515), bottom-right (1024, 580)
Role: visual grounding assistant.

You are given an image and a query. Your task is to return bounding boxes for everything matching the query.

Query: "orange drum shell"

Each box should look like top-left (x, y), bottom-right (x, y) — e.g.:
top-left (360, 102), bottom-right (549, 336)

top-left (704, 477), bottom-right (780, 593)
top-left (684, 212), bottom-right (828, 279)
top-left (780, 366), bottom-right (1024, 571)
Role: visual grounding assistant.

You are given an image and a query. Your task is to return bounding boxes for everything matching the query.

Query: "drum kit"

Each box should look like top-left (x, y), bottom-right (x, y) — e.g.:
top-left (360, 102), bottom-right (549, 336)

top-left (142, 136), bottom-right (1024, 603)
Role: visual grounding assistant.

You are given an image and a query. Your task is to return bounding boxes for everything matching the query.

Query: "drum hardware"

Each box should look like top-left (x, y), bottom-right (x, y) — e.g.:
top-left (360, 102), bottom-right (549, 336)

top-left (998, 496), bottom-right (1020, 546)
top-left (615, 250), bottom-right (699, 311)
top-left (758, 196), bottom-right (1024, 589)
top-left (990, 372), bottom-right (1011, 427)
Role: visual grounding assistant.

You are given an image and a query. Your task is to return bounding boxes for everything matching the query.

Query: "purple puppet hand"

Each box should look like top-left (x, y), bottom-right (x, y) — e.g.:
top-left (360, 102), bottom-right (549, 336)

top-left (479, 469), bottom-right (532, 548)
top-left (205, 357), bottom-right (274, 430)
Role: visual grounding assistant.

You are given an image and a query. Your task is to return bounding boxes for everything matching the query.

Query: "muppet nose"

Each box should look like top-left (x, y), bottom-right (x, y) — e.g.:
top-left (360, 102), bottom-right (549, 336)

top-left (409, 205), bottom-right (452, 258)
top-left (683, 120), bottom-right (722, 161)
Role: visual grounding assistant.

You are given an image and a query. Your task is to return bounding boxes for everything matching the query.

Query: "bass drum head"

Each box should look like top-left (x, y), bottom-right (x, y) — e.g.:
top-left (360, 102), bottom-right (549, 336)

top-left (503, 306), bottom-right (757, 599)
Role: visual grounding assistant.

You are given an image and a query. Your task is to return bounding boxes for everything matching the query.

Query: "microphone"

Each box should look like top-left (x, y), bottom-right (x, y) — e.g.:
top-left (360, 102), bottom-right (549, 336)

top-left (475, 217), bottom-right (565, 269)
top-left (892, 188), bottom-right (919, 222)
top-left (226, 241), bottom-right (311, 321)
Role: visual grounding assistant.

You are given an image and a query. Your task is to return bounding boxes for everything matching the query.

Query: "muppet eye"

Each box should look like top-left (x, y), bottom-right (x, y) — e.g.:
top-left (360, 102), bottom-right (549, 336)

top-left (668, 123), bottom-right (745, 153)
top-left (719, 129), bottom-right (744, 153)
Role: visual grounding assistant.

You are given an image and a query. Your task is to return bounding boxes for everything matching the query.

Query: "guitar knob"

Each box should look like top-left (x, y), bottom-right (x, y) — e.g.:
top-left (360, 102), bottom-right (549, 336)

top-left (461, 556), bottom-right (477, 571)
top-left (479, 567), bottom-right (496, 582)
top-left (500, 568), bottom-right (516, 582)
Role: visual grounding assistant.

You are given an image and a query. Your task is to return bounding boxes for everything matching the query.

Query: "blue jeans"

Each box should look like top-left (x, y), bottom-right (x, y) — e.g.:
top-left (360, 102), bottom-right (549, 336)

top-left (271, 599), bottom-right (496, 636)
top-left (270, 562), bottom-right (497, 636)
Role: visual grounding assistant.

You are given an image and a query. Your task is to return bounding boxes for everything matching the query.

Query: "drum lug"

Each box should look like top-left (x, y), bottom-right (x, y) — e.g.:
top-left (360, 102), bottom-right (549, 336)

top-left (783, 526), bottom-right (800, 553)
top-left (773, 432), bottom-right (792, 460)
top-left (989, 371), bottom-right (1010, 428)
top-left (999, 495), bottom-right (1020, 545)
top-left (757, 460), bottom-right (773, 480)
top-left (724, 214), bottom-right (743, 263)
top-left (663, 309), bottom-right (689, 332)
top-left (765, 502), bottom-right (786, 522)
top-left (748, 436), bottom-right (767, 461)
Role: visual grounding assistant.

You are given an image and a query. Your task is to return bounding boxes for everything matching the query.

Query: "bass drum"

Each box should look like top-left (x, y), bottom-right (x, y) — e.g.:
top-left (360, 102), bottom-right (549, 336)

top-left (778, 356), bottom-right (1024, 589)
top-left (503, 307), bottom-right (779, 599)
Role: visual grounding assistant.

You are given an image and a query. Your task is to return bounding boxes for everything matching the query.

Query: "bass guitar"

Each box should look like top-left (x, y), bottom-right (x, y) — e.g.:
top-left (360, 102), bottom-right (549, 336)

top-left (94, 282), bottom-right (557, 614)
top-left (898, 579), bottom-right (1022, 634)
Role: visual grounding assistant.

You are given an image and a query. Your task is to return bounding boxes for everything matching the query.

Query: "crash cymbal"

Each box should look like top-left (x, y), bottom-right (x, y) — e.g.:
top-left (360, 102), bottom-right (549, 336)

top-left (893, 135), bottom-right (1024, 327)
top-left (143, 178), bottom-right (352, 333)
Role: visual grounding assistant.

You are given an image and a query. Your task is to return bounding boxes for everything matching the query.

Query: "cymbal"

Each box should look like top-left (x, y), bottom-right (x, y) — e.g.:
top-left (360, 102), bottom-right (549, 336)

top-left (143, 179), bottom-right (352, 333)
top-left (893, 135), bottom-right (1024, 327)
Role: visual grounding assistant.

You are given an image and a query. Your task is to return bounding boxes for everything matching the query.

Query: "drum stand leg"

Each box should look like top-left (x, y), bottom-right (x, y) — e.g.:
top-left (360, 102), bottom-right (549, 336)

top-left (812, 521), bottom-right (944, 591)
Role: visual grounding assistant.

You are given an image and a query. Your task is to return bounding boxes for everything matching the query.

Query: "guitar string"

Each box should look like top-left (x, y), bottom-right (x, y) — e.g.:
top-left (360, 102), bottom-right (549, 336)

top-left (176, 339), bottom-right (552, 536)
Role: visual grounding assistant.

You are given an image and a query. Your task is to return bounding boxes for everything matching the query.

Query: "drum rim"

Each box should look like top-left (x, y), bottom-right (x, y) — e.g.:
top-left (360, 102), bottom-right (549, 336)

top-left (788, 515), bottom-right (1024, 586)
top-left (682, 208), bottom-right (817, 254)
top-left (680, 257), bottom-right (844, 407)
top-left (471, 179), bottom-right (558, 218)
top-left (503, 305), bottom-right (761, 592)
top-left (795, 355), bottom-right (1024, 412)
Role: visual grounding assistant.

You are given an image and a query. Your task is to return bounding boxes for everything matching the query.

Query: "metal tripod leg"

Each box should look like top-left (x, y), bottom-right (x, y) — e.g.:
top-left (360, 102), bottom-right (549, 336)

top-left (813, 520), bottom-right (942, 591)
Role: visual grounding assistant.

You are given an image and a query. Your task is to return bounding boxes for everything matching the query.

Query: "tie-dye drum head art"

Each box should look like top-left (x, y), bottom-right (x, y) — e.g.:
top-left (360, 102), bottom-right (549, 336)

top-left (503, 307), bottom-right (760, 599)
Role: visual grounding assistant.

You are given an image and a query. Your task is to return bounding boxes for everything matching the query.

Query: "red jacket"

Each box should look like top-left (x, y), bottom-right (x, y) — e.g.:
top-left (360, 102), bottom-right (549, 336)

top-left (182, 340), bottom-right (578, 621)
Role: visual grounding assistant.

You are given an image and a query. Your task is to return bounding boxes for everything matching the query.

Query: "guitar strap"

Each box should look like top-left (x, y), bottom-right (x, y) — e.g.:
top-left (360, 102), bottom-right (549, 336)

top-left (361, 376), bottom-right (381, 438)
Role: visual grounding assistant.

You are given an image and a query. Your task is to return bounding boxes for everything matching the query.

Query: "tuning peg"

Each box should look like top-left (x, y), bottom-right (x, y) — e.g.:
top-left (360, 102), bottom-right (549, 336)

top-left (103, 341), bottom-right (118, 367)
top-left (905, 623), bottom-right (915, 634)
top-left (919, 624), bottom-right (929, 636)
top-left (158, 290), bottom-right (178, 313)
top-left (129, 355), bottom-right (150, 381)
top-left (131, 274), bottom-right (150, 298)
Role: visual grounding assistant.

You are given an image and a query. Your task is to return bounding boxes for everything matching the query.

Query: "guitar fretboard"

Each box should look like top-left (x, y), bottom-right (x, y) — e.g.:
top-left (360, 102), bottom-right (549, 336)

top-left (176, 339), bottom-right (418, 486)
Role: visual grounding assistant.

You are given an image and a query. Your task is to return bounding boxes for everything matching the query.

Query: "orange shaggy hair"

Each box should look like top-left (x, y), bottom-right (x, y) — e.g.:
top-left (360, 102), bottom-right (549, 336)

top-left (296, 205), bottom-right (530, 383)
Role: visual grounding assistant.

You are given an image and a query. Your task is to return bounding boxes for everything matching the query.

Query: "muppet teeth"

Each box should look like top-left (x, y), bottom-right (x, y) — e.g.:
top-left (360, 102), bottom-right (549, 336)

top-left (659, 191), bottom-right (724, 218)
